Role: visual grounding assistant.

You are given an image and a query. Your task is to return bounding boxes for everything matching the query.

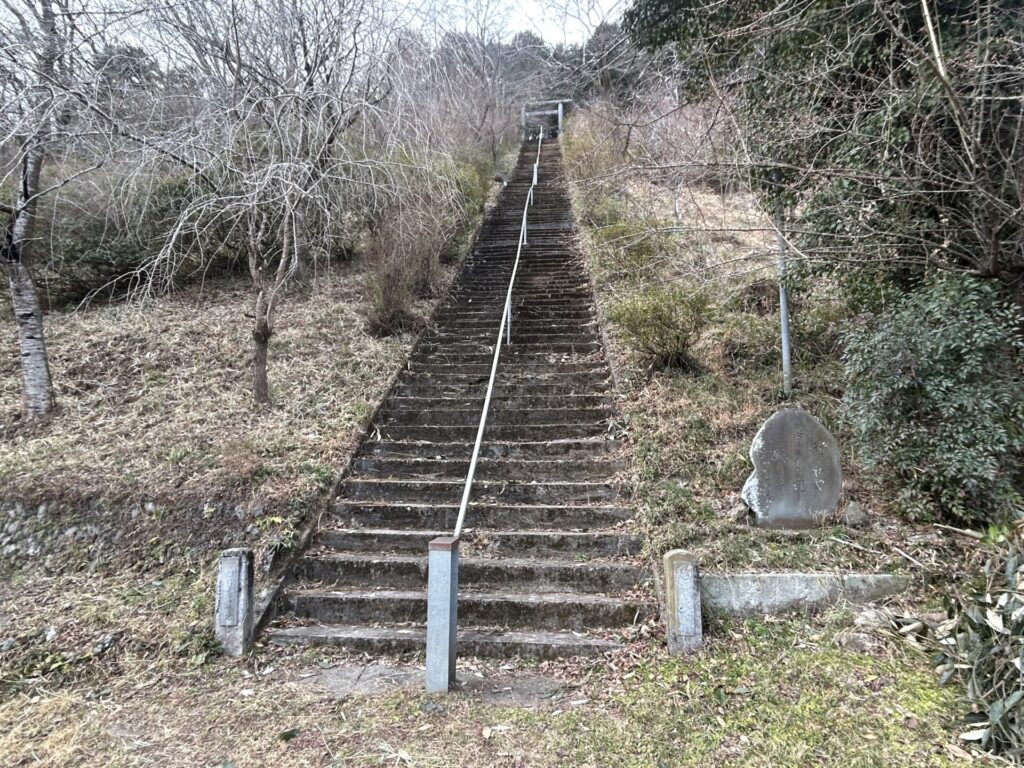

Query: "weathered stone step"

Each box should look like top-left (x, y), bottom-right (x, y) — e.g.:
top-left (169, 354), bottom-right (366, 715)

top-left (339, 478), bottom-right (620, 505)
top-left (438, 303), bottom-right (596, 316)
top-left (423, 332), bottom-right (599, 346)
top-left (429, 323), bottom-right (598, 337)
top-left (283, 588), bottom-right (652, 631)
top-left (375, 423), bottom-right (611, 442)
top-left (320, 528), bottom-right (642, 557)
top-left (333, 501), bottom-right (632, 530)
top-left (296, 553), bottom-right (647, 593)
top-left (382, 393), bottom-right (613, 412)
top-left (440, 302), bottom-right (596, 314)
top-left (391, 380), bottom-right (612, 397)
top-left (416, 341), bottom-right (602, 356)
top-left (405, 361), bottom-right (609, 376)
top-left (351, 455), bottom-right (621, 481)
top-left (456, 277), bottom-right (585, 288)
top-left (381, 407), bottom-right (612, 427)
top-left (406, 352), bottom-right (605, 368)
top-left (442, 304), bottom-right (595, 318)
top-left (359, 438), bottom-right (622, 460)
top-left (394, 374), bottom-right (613, 392)
top-left (266, 625), bottom-right (620, 659)
top-left (450, 291), bottom-right (593, 305)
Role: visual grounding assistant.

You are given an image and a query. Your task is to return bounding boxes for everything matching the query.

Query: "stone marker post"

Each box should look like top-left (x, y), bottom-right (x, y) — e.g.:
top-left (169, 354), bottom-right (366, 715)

top-left (215, 548), bottom-right (254, 656)
top-left (426, 536), bottom-right (459, 693)
top-left (664, 549), bottom-right (702, 654)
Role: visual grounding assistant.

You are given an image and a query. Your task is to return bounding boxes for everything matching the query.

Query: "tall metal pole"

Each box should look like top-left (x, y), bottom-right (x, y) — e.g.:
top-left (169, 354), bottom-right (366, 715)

top-left (774, 200), bottom-right (793, 399)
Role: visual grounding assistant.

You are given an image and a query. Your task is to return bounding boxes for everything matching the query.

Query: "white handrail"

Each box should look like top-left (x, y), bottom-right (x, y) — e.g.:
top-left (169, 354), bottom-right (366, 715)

top-left (426, 127), bottom-right (545, 694)
top-left (452, 129), bottom-right (543, 538)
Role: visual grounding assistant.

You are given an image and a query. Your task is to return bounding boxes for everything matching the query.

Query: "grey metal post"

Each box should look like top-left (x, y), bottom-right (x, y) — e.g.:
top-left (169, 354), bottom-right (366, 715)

top-left (425, 536), bottom-right (459, 693)
top-left (533, 163), bottom-right (538, 186)
top-left (557, 101), bottom-right (563, 133)
top-left (215, 548), bottom-right (254, 656)
top-left (774, 202), bottom-right (793, 398)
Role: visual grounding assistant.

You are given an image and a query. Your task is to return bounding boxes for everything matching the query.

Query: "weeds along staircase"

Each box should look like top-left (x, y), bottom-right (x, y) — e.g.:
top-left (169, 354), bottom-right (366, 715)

top-left (266, 139), bottom-right (654, 658)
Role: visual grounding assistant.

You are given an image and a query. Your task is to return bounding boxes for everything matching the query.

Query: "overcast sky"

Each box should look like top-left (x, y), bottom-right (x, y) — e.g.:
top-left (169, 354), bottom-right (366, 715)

top-left (436, 0), bottom-right (618, 45)
top-left (501, 0), bottom-right (624, 44)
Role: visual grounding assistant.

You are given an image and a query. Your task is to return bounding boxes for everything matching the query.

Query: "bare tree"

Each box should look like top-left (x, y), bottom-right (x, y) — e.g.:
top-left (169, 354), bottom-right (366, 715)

top-left (0, 0), bottom-right (68, 417)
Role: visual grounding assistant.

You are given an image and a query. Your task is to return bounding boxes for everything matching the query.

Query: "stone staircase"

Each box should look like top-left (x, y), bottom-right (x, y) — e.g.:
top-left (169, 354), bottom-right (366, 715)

top-left (266, 139), bottom-right (653, 659)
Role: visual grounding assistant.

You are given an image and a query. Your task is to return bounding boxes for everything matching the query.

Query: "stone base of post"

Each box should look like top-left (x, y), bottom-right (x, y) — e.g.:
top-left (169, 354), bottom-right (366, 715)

top-left (425, 536), bottom-right (459, 693)
top-left (664, 549), bottom-right (702, 654)
top-left (215, 548), bottom-right (254, 656)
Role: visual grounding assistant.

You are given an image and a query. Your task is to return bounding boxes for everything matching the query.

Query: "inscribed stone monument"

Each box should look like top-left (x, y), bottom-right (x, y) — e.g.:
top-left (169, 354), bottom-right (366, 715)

top-left (741, 407), bottom-right (842, 529)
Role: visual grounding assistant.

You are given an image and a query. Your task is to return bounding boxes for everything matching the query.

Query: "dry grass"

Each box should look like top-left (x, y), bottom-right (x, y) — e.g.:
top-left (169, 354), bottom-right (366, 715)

top-left (0, 262), bottom-right (426, 511)
top-left (0, 563), bottom-right (970, 767)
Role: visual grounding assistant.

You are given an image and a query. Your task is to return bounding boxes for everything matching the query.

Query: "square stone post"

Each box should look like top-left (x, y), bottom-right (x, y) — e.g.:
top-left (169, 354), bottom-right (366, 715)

top-left (557, 101), bottom-right (564, 133)
top-left (664, 549), bottom-right (702, 654)
top-left (215, 548), bottom-right (254, 656)
top-left (425, 536), bottom-right (459, 693)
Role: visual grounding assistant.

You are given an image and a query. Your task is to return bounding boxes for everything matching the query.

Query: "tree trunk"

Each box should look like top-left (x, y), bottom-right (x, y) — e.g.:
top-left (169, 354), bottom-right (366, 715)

top-left (7, 260), bottom-right (53, 417)
top-left (252, 320), bottom-right (271, 404)
top-left (6, 135), bottom-right (54, 418)
top-left (4, 0), bottom-right (58, 419)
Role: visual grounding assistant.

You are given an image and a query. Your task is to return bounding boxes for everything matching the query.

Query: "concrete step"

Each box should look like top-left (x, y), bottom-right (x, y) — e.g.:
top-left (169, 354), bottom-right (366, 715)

top-left (390, 381), bottom-right (613, 398)
top-left (332, 501), bottom-right (633, 531)
top-left (295, 553), bottom-right (648, 593)
top-left (422, 332), bottom-right (600, 346)
top-left (396, 370), bottom-right (612, 386)
top-left (374, 423), bottom-right (612, 442)
top-left (381, 407), bottom-right (612, 427)
top-left (266, 624), bottom-right (621, 659)
top-left (405, 361), bottom-right (609, 376)
top-left (359, 438), bottom-right (622, 460)
top-left (385, 393), bottom-right (612, 411)
top-left (406, 353), bottom-right (606, 369)
top-left (416, 341), bottom-right (603, 356)
top-left (283, 588), bottom-right (653, 631)
top-left (349, 455), bottom-right (623, 481)
top-left (320, 528), bottom-right (643, 557)
top-left (339, 478), bottom-right (620, 505)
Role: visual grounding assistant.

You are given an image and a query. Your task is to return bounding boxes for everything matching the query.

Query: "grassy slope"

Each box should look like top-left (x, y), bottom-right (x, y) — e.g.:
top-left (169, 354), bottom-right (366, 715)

top-left (0, 264), bottom-right (417, 509)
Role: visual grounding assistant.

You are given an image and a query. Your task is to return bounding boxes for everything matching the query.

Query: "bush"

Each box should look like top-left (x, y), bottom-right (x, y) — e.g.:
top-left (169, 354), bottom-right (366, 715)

top-left (592, 223), bottom-right (666, 283)
top-left (704, 310), bottom-right (778, 374)
top-left (609, 284), bottom-right (714, 370)
top-left (842, 274), bottom-right (1024, 524)
top-left (936, 534), bottom-right (1024, 757)
top-left (364, 214), bottom-right (425, 337)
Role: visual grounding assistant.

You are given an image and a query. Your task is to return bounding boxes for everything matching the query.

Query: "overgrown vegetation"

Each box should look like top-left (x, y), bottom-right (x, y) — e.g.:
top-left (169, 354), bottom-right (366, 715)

top-left (608, 285), bottom-right (713, 370)
top-left (937, 527), bottom-right (1024, 758)
top-left (619, 0), bottom-right (1024, 530)
top-left (843, 275), bottom-right (1024, 524)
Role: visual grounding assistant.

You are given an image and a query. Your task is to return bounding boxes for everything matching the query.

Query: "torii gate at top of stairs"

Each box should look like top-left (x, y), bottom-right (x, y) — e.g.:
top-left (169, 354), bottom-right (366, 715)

top-left (521, 99), bottom-right (573, 139)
